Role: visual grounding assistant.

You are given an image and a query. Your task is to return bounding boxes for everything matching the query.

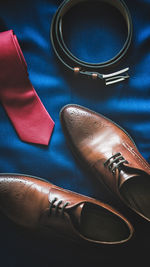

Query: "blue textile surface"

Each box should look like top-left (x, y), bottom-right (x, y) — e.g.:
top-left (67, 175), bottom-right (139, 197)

top-left (0, 0), bottom-right (150, 266)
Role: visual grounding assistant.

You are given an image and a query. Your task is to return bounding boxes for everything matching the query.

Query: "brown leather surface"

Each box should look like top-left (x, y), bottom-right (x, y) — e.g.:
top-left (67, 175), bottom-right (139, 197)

top-left (0, 173), bottom-right (133, 245)
top-left (60, 104), bottom-right (150, 220)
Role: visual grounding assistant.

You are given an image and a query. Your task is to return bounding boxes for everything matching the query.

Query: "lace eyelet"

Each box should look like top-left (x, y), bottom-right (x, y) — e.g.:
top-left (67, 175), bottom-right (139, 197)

top-left (49, 198), bottom-right (70, 216)
top-left (104, 152), bottom-right (128, 174)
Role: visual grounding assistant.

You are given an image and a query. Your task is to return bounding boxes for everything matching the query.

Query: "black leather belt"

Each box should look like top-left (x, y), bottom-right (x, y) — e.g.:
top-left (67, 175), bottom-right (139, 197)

top-left (50, 0), bottom-right (132, 86)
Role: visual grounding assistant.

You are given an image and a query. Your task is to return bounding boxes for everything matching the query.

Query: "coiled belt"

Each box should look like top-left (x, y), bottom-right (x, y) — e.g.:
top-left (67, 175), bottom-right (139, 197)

top-left (50, 0), bottom-right (132, 86)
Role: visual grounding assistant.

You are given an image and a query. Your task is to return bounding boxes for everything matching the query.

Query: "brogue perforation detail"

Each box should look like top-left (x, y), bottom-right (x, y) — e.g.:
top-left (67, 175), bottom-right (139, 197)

top-left (104, 152), bottom-right (128, 174)
top-left (49, 197), bottom-right (70, 216)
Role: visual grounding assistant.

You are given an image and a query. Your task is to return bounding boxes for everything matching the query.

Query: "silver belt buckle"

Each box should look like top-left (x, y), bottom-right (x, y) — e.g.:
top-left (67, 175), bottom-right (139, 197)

top-left (102, 67), bottom-right (129, 86)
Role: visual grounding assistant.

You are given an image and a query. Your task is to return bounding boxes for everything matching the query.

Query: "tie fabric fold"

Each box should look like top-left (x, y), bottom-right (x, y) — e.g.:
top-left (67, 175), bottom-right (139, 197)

top-left (0, 30), bottom-right (54, 145)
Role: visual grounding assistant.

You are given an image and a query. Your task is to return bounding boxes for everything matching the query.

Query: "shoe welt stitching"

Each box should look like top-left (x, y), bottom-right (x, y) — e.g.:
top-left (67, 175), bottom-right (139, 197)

top-left (122, 142), bottom-right (150, 172)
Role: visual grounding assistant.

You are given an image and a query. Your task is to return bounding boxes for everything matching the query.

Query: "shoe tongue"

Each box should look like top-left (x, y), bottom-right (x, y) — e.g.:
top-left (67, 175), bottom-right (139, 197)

top-left (68, 203), bottom-right (85, 227)
top-left (119, 168), bottom-right (141, 188)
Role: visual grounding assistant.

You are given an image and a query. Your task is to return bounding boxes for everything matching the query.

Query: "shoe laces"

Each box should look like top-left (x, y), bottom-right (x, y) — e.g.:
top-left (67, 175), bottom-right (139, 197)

top-left (49, 197), bottom-right (70, 216)
top-left (104, 152), bottom-right (128, 174)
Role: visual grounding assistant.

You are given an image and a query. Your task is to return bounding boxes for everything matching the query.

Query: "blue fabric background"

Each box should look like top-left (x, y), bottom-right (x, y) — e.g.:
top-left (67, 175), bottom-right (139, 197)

top-left (0, 0), bottom-right (150, 266)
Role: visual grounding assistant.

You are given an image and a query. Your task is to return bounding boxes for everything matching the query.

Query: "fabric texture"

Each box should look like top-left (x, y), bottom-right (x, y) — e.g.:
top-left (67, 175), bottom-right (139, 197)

top-left (0, 0), bottom-right (150, 266)
top-left (0, 30), bottom-right (54, 145)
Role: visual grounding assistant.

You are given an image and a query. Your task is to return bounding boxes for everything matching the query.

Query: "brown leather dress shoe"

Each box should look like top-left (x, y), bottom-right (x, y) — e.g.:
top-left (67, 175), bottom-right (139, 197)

top-left (0, 173), bottom-right (133, 245)
top-left (60, 104), bottom-right (150, 222)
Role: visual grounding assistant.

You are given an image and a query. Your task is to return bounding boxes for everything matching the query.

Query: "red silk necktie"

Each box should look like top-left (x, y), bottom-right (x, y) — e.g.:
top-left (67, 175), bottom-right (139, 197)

top-left (0, 30), bottom-right (54, 145)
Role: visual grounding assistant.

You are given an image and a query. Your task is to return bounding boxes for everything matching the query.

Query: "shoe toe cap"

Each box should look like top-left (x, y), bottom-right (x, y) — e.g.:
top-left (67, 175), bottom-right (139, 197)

top-left (0, 175), bottom-right (48, 227)
top-left (60, 104), bottom-right (102, 142)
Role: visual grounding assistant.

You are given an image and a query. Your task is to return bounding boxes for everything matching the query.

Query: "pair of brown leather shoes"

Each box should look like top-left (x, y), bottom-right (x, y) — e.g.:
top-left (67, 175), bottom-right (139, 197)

top-left (0, 104), bottom-right (149, 246)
